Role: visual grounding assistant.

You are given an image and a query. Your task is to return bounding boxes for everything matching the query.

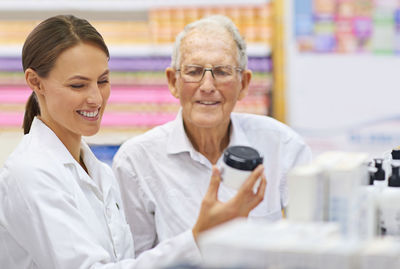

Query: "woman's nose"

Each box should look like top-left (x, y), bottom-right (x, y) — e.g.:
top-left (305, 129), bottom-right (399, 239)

top-left (87, 84), bottom-right (102, 105)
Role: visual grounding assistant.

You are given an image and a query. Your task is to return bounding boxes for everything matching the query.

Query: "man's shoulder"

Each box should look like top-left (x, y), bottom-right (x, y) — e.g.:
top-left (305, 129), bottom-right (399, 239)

top-left (115, 121), bottom-right (173, 159)
top-left (233, 112), bottom-right (295, 134)
top-left (125, 121), bottom-right (172, 144)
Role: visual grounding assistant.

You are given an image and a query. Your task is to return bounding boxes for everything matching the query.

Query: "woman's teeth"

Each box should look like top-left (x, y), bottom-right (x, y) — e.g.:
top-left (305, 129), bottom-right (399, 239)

top-left (78, 110), bottom-right (99, 118)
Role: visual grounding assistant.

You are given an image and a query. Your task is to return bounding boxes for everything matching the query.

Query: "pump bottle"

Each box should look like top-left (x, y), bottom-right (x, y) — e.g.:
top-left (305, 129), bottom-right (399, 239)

top-left (378, 161), bottom-right (400, 236)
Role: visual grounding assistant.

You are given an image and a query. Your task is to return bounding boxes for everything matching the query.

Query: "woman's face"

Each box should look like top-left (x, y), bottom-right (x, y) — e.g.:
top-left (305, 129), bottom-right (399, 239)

top-left (37, 42), bottom-right (110, 141)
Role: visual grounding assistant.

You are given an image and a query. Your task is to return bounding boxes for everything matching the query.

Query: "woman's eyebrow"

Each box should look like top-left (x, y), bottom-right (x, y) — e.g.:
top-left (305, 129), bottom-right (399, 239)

top-left (99, 70), bottom-right (110, 77)
top-left (68, 70), bottom-right (110, 81)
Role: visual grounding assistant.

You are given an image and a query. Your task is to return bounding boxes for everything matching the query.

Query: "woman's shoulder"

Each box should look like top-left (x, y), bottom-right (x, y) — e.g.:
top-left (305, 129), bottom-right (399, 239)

top-left (3, 135), bottom-right (69, 189)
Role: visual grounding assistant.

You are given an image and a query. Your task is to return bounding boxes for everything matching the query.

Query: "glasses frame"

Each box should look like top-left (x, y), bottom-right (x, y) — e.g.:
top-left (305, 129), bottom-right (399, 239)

top-left (176, 64), bottom-right (243, 83)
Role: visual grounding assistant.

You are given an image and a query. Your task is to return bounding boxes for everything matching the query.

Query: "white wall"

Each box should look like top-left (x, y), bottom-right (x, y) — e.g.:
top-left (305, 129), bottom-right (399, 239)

top-left (285, 0), bottom-right (400, 157)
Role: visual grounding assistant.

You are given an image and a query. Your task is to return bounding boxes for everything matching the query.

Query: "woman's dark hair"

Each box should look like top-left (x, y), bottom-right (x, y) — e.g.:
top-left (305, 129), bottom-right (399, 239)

top-left (22, 15), bottom-right (109, 134)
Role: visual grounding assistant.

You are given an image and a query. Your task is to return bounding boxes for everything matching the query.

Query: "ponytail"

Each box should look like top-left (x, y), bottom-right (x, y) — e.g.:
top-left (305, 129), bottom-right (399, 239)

top-left (23, 92), bottom-right (40, 134)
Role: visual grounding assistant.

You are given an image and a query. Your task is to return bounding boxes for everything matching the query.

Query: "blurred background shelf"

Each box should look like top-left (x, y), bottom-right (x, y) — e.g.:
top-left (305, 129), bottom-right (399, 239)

top-left (0, 0), bottom-right (270, 11)
top-left (0, 44), bottom-right (271, 57)
top-left (0, 1), bottom-right (274, 165)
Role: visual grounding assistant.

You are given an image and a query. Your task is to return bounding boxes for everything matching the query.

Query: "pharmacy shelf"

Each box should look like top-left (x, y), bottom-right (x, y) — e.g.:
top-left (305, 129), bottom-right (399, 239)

top-left (0, 0), bottom-right (270, 12)
top-left (0, 44), bottom-right (271, 58)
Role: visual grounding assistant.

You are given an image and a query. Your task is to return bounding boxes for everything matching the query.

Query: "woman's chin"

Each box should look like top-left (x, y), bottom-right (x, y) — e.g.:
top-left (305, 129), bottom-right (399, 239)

top-left (82, 127), bottom-right (101, 137)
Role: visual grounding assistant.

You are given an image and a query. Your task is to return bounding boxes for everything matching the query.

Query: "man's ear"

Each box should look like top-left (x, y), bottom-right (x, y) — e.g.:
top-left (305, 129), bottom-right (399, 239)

top-left (166, 67), bottom-right (179, 99)
top-left (25, 68), bottom-right (44, 95)
top-left (238, 69), bottom-right (252, 101)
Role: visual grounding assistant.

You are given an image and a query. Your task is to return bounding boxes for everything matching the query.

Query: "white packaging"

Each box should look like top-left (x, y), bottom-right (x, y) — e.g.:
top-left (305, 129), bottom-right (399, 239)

top-left (327, 152), bottom-right (369, 237)
top-left (352, 185), bottom-right (379, 240)
top-left (287, 164), bottom-right (326, 222)
top-left (360, 238), bottom-right (400, 269)
top-left (287, 151), bottom-right (348, 223)
top-left (198, 219), bottom-right (362, 269)
top-left (378, 187), bottom-right (400, 237)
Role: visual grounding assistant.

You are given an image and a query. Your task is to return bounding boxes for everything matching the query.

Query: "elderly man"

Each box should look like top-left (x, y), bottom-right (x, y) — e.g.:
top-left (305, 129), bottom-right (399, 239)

top-left (112, 15), bottom-right (312, 256)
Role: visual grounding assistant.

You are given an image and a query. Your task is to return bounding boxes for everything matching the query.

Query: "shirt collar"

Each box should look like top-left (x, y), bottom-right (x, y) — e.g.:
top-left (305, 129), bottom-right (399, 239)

top-left (227, 112), bottom-right (252, 148)
top-left (30, 117), bottom-right (76, 165)
top-left (166, 109), bottom-right (197, 155)
top-left (166, 110), bottom-right (252, 155)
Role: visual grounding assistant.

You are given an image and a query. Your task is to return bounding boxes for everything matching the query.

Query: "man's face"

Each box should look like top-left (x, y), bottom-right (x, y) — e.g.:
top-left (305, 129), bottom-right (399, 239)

top-left (170, 28), bottom-right (251, 131)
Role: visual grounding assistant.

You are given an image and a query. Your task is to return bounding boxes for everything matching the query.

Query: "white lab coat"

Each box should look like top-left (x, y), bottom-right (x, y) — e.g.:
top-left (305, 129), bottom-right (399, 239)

top-left (0, 118), bottom-right (200, 269)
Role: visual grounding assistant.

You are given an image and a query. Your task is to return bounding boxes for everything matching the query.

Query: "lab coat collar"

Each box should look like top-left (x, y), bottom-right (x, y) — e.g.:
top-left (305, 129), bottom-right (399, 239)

top-left (80, 141), bottom-right (114, 201)
top-left (30, 117), bottom-right (76, 165)
top-left (31, 118), bottom-right (112, 201)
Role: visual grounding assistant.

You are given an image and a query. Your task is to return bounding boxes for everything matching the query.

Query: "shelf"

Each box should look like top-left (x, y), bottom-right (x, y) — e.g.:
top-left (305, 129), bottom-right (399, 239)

top-left (0, 44), bottom-right (271, 58)
top-left (0, 0), bottom-right (270, 12)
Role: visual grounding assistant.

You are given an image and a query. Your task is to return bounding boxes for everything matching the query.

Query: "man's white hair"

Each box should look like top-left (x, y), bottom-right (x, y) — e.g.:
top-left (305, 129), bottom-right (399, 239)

top-left (171, 15), bottom-right (248, 70)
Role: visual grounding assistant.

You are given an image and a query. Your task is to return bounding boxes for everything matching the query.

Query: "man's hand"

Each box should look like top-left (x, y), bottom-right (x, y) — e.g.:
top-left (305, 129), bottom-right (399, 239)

top-left (192, 165), bottom-right (266, 241)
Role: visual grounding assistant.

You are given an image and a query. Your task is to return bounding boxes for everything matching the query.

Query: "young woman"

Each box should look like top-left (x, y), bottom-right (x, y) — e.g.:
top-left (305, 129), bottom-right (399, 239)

top-left (0, 15), bottom-right (266, 268)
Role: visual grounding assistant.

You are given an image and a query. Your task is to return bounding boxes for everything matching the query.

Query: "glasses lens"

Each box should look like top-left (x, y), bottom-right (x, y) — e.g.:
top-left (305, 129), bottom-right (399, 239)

top-left (213, 66), bottom-right (234, 79)
top-left (180, 65), bottom-right (238, 82)
top-left (182, 65), bottom-right (204, 82)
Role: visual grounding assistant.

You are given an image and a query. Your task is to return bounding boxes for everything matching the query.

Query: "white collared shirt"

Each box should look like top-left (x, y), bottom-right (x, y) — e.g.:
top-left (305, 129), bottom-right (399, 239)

top-left (0, 117), bottom-right (200, 269)
top-left (113, 110), bottom-right (312, 256)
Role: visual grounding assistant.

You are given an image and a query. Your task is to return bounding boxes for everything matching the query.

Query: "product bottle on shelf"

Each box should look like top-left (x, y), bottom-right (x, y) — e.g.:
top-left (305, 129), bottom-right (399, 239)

top-left (368, 162), bottom-right (378, 185)
top-left (378, 161), bottom-right (400, 237)
top-left (391, 147), bottom-right (400, 161)
top-left (373, 158), bottom-right (386, 188)
top-left (383, 147), bottom-right (400, 180)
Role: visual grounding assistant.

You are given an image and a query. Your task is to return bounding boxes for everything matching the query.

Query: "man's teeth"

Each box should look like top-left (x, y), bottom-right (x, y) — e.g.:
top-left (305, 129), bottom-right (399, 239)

top-left (79, 110), bottom-right (99, 118)
top-left (199, 101), bottom-right (218, 105)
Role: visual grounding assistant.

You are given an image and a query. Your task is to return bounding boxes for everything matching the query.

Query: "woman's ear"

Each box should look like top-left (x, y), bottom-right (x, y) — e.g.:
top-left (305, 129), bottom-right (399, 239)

top-left (25, 68), bottom-right (43, 95)
top-left (166, 67), bottom-right (179, 99)
top-left (238, 69), bottom-right (252, 101)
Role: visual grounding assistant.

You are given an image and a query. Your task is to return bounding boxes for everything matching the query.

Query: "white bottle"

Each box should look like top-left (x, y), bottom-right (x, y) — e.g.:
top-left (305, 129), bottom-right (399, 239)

top-left (378, 161), bottom-right (400, 237)
top-left (220, 145), bottom-right (263, 191)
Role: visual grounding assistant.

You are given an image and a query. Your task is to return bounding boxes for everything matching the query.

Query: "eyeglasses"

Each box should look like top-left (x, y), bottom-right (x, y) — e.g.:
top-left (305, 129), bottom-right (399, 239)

top-left (176, 65), bottom-right (243, 83)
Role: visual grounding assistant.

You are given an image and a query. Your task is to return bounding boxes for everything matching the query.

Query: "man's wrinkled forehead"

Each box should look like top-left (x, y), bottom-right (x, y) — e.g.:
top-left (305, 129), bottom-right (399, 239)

top-left (179, 27), bottom-right (236, 55)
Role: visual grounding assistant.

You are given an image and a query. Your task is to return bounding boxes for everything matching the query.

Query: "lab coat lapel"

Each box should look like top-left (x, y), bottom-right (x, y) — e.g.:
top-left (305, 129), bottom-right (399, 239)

top-left (80, 141), bottom-right (113, 204)
top-left (31, 118), bottom-right (76, 165)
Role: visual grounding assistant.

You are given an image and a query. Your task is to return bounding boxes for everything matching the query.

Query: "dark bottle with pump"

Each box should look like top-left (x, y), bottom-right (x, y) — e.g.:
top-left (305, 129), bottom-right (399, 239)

top-left (373, 158), bottom-right (386, 187)
top-left (391, 148), bottom-right (400, 161)
top-left (379, 161), bottom-right (400, 236)
top-left (368, 164), bottom-right (377, 185)
top-left (389, 162), bottom-right (400, 187)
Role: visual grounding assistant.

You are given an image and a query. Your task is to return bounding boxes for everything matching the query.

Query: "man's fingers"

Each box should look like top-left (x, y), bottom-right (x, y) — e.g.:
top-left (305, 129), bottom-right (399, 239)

top-left (241, 164), bottom-right (264, 191)
top-left (249, 175), bottom-right (266, 209)
top-left (205, 166), bottom-right (221, 200)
